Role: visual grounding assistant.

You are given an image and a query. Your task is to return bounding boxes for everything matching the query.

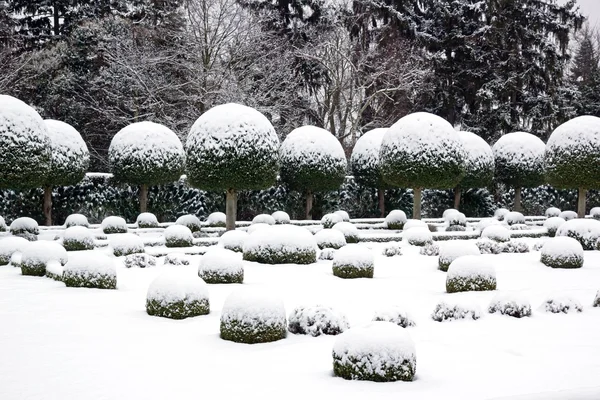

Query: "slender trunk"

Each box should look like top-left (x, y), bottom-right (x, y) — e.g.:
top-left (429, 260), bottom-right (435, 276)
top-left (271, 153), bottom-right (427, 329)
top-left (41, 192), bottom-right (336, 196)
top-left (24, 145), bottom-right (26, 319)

top-left (514, 187), bottom-right (522, 212)
top-left (305, 190), bottom-right (313, 220)
top-left (225, 189), bottom-right (237, 231)
top-left (139, 184), bottom-right (148, 213)
top-left (413, 187), bottom-right (422, 220)
top-left (53, 0), bottom-right (59, 36)
top-left (43, 186), bottom-right (52, 226)
top-left (578, 187), bottom-right (587, 218)
top-left (378, 188), bottom-right (385, 218)
top-left (453, 187), bottom-right (461, 210)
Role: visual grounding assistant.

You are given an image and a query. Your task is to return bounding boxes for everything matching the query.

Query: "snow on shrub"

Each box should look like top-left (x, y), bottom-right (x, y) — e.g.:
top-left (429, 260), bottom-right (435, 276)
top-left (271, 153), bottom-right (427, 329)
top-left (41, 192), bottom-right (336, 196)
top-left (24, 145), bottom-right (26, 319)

top-left (243, 225), bottom-right (317, 264)
top-left (481, 225), bottom-right (511, 242)
top-left (64, 213), bottom-right (89, 228)
top-left (456, 131), bottom-right (495, 196)
top-left (446, 255), bottom-right (496, 293)
top-left (198, 247), bottom-right (244, 284)
top-left (124, 253), bottom-right (156, 268)
top-left (314, 228), bottom-right (346, 250)
top-left (476, 239), bottom-right (504, 255)
top-left (271, 211), bottom-right (290, 225)
top-left (163, 253), bottom-right (190, 266)
top-left (246, 223), bottom-right (270, 234)
top-left (321, 213), bottom-right (343, 229)
top-left (332, 321), bottom-right (416, 382)
top-left (206, 212), bottom-right (226, 228)
top-left (252, 214), bottom-right (275, 225)
top-left (475, 218), bottom-right (498, 231)
top-left (403, 219), bottom-right (427, 231)
top-left (0, 236), bottom-right (29, 265)
top-left (10, 252), bottom-right (22, 268)
top-left (488, 293), bottom-right (532, 318)
top-left (45, 260), bottom-right (63, 281)
top-left (350, 128), bottom-right (388, 190)
top-left (542, 296), bottom-right (583, 314)
top-left (545, 207), bottom-right (561, 218)
top-left (404, 227), bottom-right (432, 246)
top-left (555, 218), bottom-right (600, 250)
top-left (501, 240), bottom-right (530, 254)
top-left (136, 212), bottom-right (158, 228)
top-left (220, 287), bottom-right (287, 344)
top-left (332, 244), bottom-right (374, 279)
top-left (446, 212), bottom-right (466, 227)
top-left (591, 207), bottom-right (600, 220)
top-left (509, 223), bottom-right (529, 231)
top-left (420, 242), bottom-right (440, 256)
top-left (219, 230), bottom-right (249, 253)
top-left (544, 217), bottom-right (565, 237)
top-left (63, 226), bottom-right (95, 251)
top-left (101, 216), bottom-right (128, 234)
top-left (559, 210), bottom-right (577, 221)
top-left (334, 210), bottom-right (350, 222)
top-left (0, 216), bottom-right (5, 232)
top-left (146, 273), bottom-right (209, 319)
top-left (9, 217), bottom-right (39, 237)
top-left (382, 243), bottom-right (403, 257)
top-left (540, 236), bottom-right (584, 269)
top-left (494, 208), bottom-right (509, 221)
top-left (443, 209), bottom-right (458, 219)
top-left (446, 225), bottom-right (466, 232)
top-left (372, 306), bottom-right (415, 328)
top-left (110, 233), bottom-right (145, 257)
top-left (176, 214), bottom-right (202, 233)
top-left (332, 222), bottom-right (359, 244)
top-left (593, 291), bottom-right (600, 307)
top-left (505, 211), bottom-right (525, 226)
top-left (21, 240), bottom-right (68, 276)
top-left (288, 305), bottom-right (350, 336)
top-left (63, 252), bottom-right (116, 289)
top-left (164, 225), bottom-right (194, 248)
top-left (319, 248), bottom-right (336, 260)
top-left (431, 301), bottom-right (481, 322)
top-left (438, 241), bottom-right (481, 272)
top-left (384, 210), bottom-right (407, 230)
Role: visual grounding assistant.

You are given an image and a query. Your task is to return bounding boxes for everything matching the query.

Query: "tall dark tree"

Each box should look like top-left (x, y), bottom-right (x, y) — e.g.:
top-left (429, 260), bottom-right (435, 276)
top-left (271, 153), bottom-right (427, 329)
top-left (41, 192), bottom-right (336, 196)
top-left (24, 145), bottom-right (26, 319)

top-left (571, 24), bottom-right (600, 117)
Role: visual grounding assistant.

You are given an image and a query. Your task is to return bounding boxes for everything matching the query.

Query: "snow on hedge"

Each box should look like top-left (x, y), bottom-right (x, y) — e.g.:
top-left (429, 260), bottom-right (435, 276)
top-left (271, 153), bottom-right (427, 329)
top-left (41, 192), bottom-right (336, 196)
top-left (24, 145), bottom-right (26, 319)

top-left (332, 321), bottom-right (417, 382)
top-left (163, 253), bottom-right (190, 266)
top-left (9, 217), bottom-right (39, 236)
top-left (288, 305), bottom-right (349, 336)
top-left (545, 207), bottom-right (561, 218)
top-left (481, 225), bottom-right (510, 242)
top-left (372, 306), bottom-right (415, 328)
top-left (246, 223), bottom-right (270, 234)
top-left (488, 293), bottom-right (532, 318)
top-left (20, 240), bottom-right (68, 276)
top-left (219, 230), bottom-right (249, 253)
top-left (332, 222), bottom-right (359, 244)
top-left (101, 216), bottom-right (128, 234)
top-left (457, 131), bottom-right (495, 188)
top-left (44, 119), bottom-right (89, 186)
top-left (332, 244), bottom-right (374, 279)
top-left (476, 218), bottom-right (499, 232)
top-left (334, 210), bottom-right (350, 222)
top-left (505, 211), bottom-right (525, 226)
top-left (164, 225), bottom-right (193, 248)
top-left (243, 225), bottom-right (317, 264)
top-left (494, 208), bottom-right (509, 221)
top-left (591, 207), bottom-right (600, 220)
top-left (314, 228), bottom-right (346, 250)
top-left (252, 214), bottom-right (275, 225)
top-left (110, 233), bottom-right (145, 257)
top-left (176, 214), bottom-right (202, 233)
top-left (321, 213), bottom-right (343, 229)
top-left (431, 300), bottom-right (482, 322)
top-left (146, 273), bottom-right (210, 319)
top-left (271, 211), bottom-right (290, 224)
top-left (559, 210), bottom-right (577, 221)
top-left (384, 210), bottom-right (407, 230)
top-left (438, 241), bottom-right (481, 272)
top-left (64, 213), bottom-right (89, 228)
top-left (0, 236), bottom-right (29, 265)
top-left (540, 236), bottom-right (584, 269)
top-left (556, 218), bottom-right (600, 250)
top-left (446, 255), bottom-right (496, 293)
top-left (492, 131), bottom-right (545, 188)
top-left (63, 252), bottom-right (117, 289)
top-left (136, 212), bottom-right (159, 228)
top-left (542, 295), bottom-right (583, 314)
top-left (63, 226), bottom-right (95, 251)
top-left (0, 216), bottom-right (5, 232)
top-left (544, 217), bottom-right (566, 237)
top-left (198, 247), bottom-right (244, 284)
top-left (446, 212), bottom-right (466, 227)
top-left (404, 219), bottom-right (427, 231)
top-left (124, 253), bottom-right (156, 268)
top-left (206, 212), bottom-right (226, 228)
top-left (350, 128), bottom-right (388, 188)
top-left (404, 227), bottom-right (432, 246)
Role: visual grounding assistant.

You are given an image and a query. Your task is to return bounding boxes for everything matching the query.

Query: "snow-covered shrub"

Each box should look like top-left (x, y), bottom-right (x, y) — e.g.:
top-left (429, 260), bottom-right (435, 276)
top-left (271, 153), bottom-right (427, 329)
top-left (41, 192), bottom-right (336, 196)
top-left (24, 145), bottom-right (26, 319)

top-left (542, 296), bottom-right (583, 314)
top-left (136, 212), bottom-right (158, 228)
top-left (21, 240), bottom-right (68, 276)
top-left (332, 244), bottom-right (374, 279)
top-left (220, 288), bottom-right (287, 343)
top-left (488, 293), bottom-right (531, 318)
top-left (384, 210), bottom-right (407, 230)
top-left (372, 306), bottom-right (415, 328)
top-left (404, 227), bottom-right (433, 246)
top-left (271, 211), bottom-right (290, 225)
top-left (446, 225), bottom-right (466, 232)
top-left (288, 305), bottom-right (349, 336)
top-left (146, 274), bottom-right (209, 319)
top-left (494, 208), bottom-right (509, 221)
top-left (314, 229), bottom-right (346, 250)
top-left (476, 239), bottom-right (504, 255)
top-left (124, 253), bottom-right (156, 268)
top-left (555, 218), bottom-right (600, 250)
top-left (252, 214), bottom-right (275, 225)
top-left (476, 218), bottom-right (499, 232)
top-left (350, 128), bottom-right (388, 191)
top-left (319, 248), bottom-right (336, 260)
top-left (0, 216), bottom-right (5, 232)
top-left (321, 213), bottom-right (343, 229)
top-left (545, 207), bottom-right (561, 218)
top-left (501, 240), bottom-right (530, 253)
top-left (62, 226), bottom-right (94, 251)
top-left (590, 207), bottom-right (600, 220)
top-left (0, 236), bottom-right (29, 265)
top-left (544, 217), bottom-right (565, 237)
top-left (457, 130), bottom-right (495, 192)
top-left (45, 260), bottom-right (63, 281)
top-left (332, 221), bottom-right (359, 244)
top-left (382, 243), bottom-right (403, 257)
top-left (540, 237), bottom-right (584, 269)
top-left (403, 219), bottom-right (427, 231)
top-left (219, 230), bottom-right (249, 253)
top-left (10, 252), bottom-right (22, 268)
top-left (446, 212), bottom-right (467, 227)
top-left (110, 233), bottom-right (145, 257)
top-left (332, 322), bottom-right (416, 382)
top-left (63, 252), bottom-right (116, 289)
top-left (243, 225), bottom-right (317, 264)
top-left (420, 242), bottom-right (440, 256)
top-left (246, 223), bottom-right (269, 234)
top-left (205, 212), bottom-right (226, 228)
top-left (101, 216), bottom-right (128, 234)
top-left (176, 214), bottom-right (202, 233)
top-left (446, 255), bottom-right (496, 293)
top-left (334, 210), bottom-right (350, 222)
top-left (481, 225), bottom-right (511, 242)
top-left (508, 223), bottom-right (529, 231)
top-left (443, 209), bottom-right (458, 219)
top-left (198, 247), bottom-right (244, 284)
top-left (163, 253), bottom-right (190, 266)
top-left (431, 301), bottom-right (481, 322)
top-left (438, 242), bottom-right (481, 272)
top-left (9, 217), bottom-right (39, 237)
top-left (164, 225), bottom-right (194, 248)
top-left (593, 291), bottom-right (600, 307)
top-left (559, 210), bottom-right (577, 221)
top-left (505, 211), bottom-right (525, 226)
top-left (64, 213), bottom-right (89, 228)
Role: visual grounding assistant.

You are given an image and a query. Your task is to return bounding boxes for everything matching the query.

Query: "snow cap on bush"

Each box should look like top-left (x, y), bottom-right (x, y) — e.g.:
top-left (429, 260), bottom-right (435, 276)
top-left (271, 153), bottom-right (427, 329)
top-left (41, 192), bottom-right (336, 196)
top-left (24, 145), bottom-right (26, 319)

top-left (488, 293), bottom-right (531, 318)
top-left (403, 219), bottom-right (428, 231)
top-left (198, 247), bottom-right (244, 284)
top-left (44, 119), bottom-right (89, 186)
top-left (110, 233), bottom-right (145, 257)
top-left (457, 131), bottom-right (494, 188)
top-left (492, 131), bottom-right (545, 188)
top-left (271, 211), bottom-right (290, 224)
top-left (10, 217), bottom-right (39, 236)
top-left (481, 225), bottom-right (510, 242)
top-left (64, 213), bottom-right (89, 228)
top-left (176, 214), bottom-right (202, 233)
top-left (252, 214), bottom-right (275, 225)
top-left (438, 241), bottom-right (481, 272)
top-left (545, 207), bottom-right (561, 218)
top-left (432, 300), bottom-right (481, 322)
top-left (591, 207), bottom-right (600, 220)
top-left (540, 236), bottom-right (584, 269)
top-left (332, 221), bottom-right (359, 244)
top-left (404, 227), bottom-right (433, 246)
top-left (494, 208), bottom-right (509, 221)
top-left (332, 244), bottom-right (374, 279)
top-left (544, 217), bottom-right (566, 237)
top-left (146, 273), bottom-right (210, 319)
top-left (446, 211), bottom-right (466, 227)
top-left (124, 253), bottom-right (156, 268)
top-left (314, 228), bottom-right (346, 250)
top-left (164, 225), bottom-right (194, 248)
top-left (321, 213), bottom-right (343, 229)
top-left (542, 295), bottom-right (583, 314)
top-left (350, 128), bottom-right (388, 188)
top-left (559, 210), bottom-right (577, 221)
top-left (385, 210), bottom-right (407, 230)
top-left (476, 218), bottom-right (499, 232)
top-left (21, 240), bottom-right (68, 276)
top-left (446, 255), bottom-right (496, 293)
top-left (288, 305), bottom-right (349, 336)
top-left (63, 226), bottom-right (94, 251)
top-left (101, 216), bottom-right (128, 234)
top-left (136, 212), bottom-right (158, 228)
top-left (243, 225), bottom-right (317, 264)
top-left (219, 229), bottom-right (249, 252)
top-left (334, 210), bottom-right (350, 222)
top-left (63, 252), bottom-right (116, 289)
top-left (0, 216), bottom-right (5, 232)
top-left (555, 218), bottom-right (600, 250)
top-left (372, 306), bottom-right (415, 328)
top-left (0, 236), bottom-right (29, 265)
top-left (206, 212), bottom-right (226, 227)
top-left (505, 211), bottom-right (525, 226)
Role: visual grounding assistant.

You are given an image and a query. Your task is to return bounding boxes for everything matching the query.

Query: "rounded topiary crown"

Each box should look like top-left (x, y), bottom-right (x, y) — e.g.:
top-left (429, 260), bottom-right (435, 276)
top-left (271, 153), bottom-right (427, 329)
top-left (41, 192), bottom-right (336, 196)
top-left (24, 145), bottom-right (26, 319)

top-left (350, 128), bottom-right (388, 188)
top-left (44, 120), bottom-right (89, 187)
top-left (458, 131), bottom-right (494, 189)
top-left (186, 103), bottom-right (279, 191)
top-left (493, 131), bottom-right (545, 188)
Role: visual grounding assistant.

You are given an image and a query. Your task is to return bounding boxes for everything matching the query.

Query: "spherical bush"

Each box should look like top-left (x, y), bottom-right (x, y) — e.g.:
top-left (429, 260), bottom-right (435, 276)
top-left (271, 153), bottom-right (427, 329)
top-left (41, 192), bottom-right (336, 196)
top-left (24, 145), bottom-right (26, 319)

top-left (505, 211), bottom-right (525, 226)
top-left (332, 222), bottom-right (359, 244)
top-left (288, 305), bottom-right (349, 336)
top-left (332, 322), bottom-right (416, 382)
top-left (110, 233), bottom-right (145, 257)
top-left (385, 210), bottom-right (407, 230)
top-left (246, 223), bottom-right (270, 234)
top-left (101, 216), bottom-right (128, 234)
top-left (43, 119), bottom-right (89, 187)
top-left (0, 216), bottom-right (5, 232)
top-left (488, 293), bottom-right (531, 318)
top-left (321, 213), bottom-right (343, 229)
top-left (403, 219), bottom-right (427, 231)
top-left (64, 214), bottom-right (89, 228)
top-left (9, 217), bottom-right (39, 236)
top-left (319, 248), bottom-right (336, 260)
top-left (559, 210), bottom-right (577, 221)
top-left (243, 225), bottom-right (317, 264)
top-left (591, 207), bottom-right (600, 220)
top-left (21, 240), bottom-right (68, 276)
top-left (124, 253), bottom-right (156, 268)
top-left (271, 211), bottom-right (290, 224)
top-left (476, 239), bottom-right (504, 254)
top-left (494, 208), bottom-right (509, 221)
top-left (540, 236), bottom-right (584, 269)
top-left (438, 241), bottom-right (481, 272)
top-left (372, 306), bottom-right (415, 328)
top-left (544, 217), bottom-right (565, 237)
top-left (164, 225), bottom-right (194, 248)
top-left (542, 296), bottom-right (583, 314)
top-left (446, 255), bottom-right (496, 293)
top-left (350, 128), bottom-right (388, 189)
top-left (220, 288), bottom-right (287, 344)
top-left (458, 131), bottom-right (495, 189)
top-left (63, 252), bottom-right (116, 289)
top-left (334, 210), bottom-right (350, 222)
top-left (252, 214), bottom-right (275, 225)
top-left (206, 212), bottom-right (226, 228)
top-left (431, 301), bottom-right (481, 322)
top-left (446, 212), bottom-right (466, 227)
top-left (419, 242), bottom-right (440, 256)
top-left (545, 207), bottom-right (561, 218)
top-left (0, 236), bottom-right (29, 265)
top-left (176, 214), bottom-right (202, 233)
top-left (481, 225), bottom-right (511, 243)
top-left (198, 247), bottom-right (244, 284)
top-left (219, 230), bottom-right (249, 253)
top-left (404, 227), bottom-right (433, 246)
top-left (136, 212), bottom-right (159, 228)
top-left (476, 218), bottom-right (499, 232)
top-left (146, 273), bottom-right (209, 319)
top-left (314, 228), bottom-right (346, 250)
top-left (555, 218), bottom-right (600, 250)
top-left (63, 226), bottom-right (94, 251)
top-left (492, 131), bottom-right (545, 188)
top-left (332, 244), bottom-right (374, 279)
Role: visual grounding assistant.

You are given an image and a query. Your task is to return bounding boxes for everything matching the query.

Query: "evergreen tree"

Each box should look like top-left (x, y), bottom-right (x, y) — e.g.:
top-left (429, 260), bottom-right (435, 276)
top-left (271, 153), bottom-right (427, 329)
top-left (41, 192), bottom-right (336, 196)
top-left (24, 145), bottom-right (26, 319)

top-left (571, 25), bottom-right (600, 117)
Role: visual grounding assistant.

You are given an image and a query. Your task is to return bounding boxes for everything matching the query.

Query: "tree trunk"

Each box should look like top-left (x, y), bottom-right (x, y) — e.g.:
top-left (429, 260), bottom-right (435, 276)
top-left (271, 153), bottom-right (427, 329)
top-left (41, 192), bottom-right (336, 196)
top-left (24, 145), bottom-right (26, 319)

top-left (514, 187), bottom-right (522, 212)
top-left (578, 187), bottom-right (587, 218)
top-left (43, 186), bottom-right (52, 226)
top-left (53, 0), bottom-right (59, 36)
top-left (225, 189), bottom-right (237, 231)
top-left (139, 184), bottom-right (148, 213)
top-left (305, 190), bottom-right (313, 220)
top-left (378, 188), bottom-right (385, 218)
top-left (453, 187), bottom-right (461, 210)
top-left (413, 187), bottom-right (422, 220)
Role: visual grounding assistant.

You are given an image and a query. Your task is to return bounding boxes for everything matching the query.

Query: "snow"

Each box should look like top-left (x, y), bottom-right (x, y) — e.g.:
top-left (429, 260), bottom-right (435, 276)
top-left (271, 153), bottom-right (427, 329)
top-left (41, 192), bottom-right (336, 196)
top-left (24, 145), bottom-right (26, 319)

top-left (494, 208), bottom-right (509, 221)
top-left (545, 207), bottom-right (561, 218)
top-left (288, 305), bottom-right (350, 336)
top-left (542, 295), bottom-right (583, 314)
top-left (540, 236), bottom-right (584, 265)
top-left (372, 306), bottom-right (415, 328)
top-left (545, 115), bottom-right (600, 168)
top-left (220, 287), bottom-right (286, 333)
top-left (481, 225), bottom-right (511, 242)
top-left (555, 218), bottom-right (600, 250)
top-left (431, 300), bottom-right (482, 322)
top-left (318, 248), bottom-right (337, 260)
top-left (198, 247), bottom-right (243, 278)
top-left (44, 119), bottom-right (89, 177)
top-left (271, 211), bottom-right (290, 224)
top-left (446, 212), bottom-right (466, 226)
top-left (164, 225), bottom-right (193, 243)
top-left (544, 217), bottom-right (565, 233)
top-left (334, 210), bottom-right (350, 222)
top-left (438, 241), bottom-right (481, 270)
top-left (488, 293), bottom-right (532, 318)
top-left (443, 209), bottom-right (458, 219)
top-left (9, 217), bottom-right (38, 234)
top-left (349, 128), bottom-right (387, 181)
top-left (101, 216), bottom-right (128, 233)
top-left (45, 260), bottom-right (63, 279)
top-left (110, 233), bottom-right (145, 256)
top-left (458, 131), bottom-right (494, 185)
top-left (176, 214), bottom-right (202, 231)
top-left (492, 131), bottom-right (545, 176)
top-left (136, 212), bottom-right (158, 227)
top-left (404, 227), bottom-right (433, 246)
top-left (332, 244), bottom-right (374, 269)
top-left (505, 211), bottom-right (525, 226)
top-left (591, 207), bottom-right (600, 220)
top-left (314, 228), bottom-right (346, 249)
top-left (0, 216), bottom-right (5, 231)
top-left (206, 212), bottom-right (226, 226)
top-left (404, 219), bottom-right (428, 231)
top-left (279, 125), bottom-right (346, 171)
top-left (559, 210), bottom-right (577, 221)
top-left (447, 255), bottom-right (495, 279)
top-left (384, 210), bottom-right (407, 229)
top-left (124, 253), bottom-right (156, 269)
top-left (147, 272), bottom-right (209, 306)
top-left (246, 223), bottom-right (270, 234)
top-left (252, 214), bottom-right (276, 225)
top-left (321, 213), bottom-right (343, 228)
top-left (219, 230), bottom-right (249, 252)
top-left (332, 221), bottom-right (359, 239)
top-left (476, 218), bottom-right (500, 232)
top-left (0, 236), bottom-right (29, 264)
top-left (21, 240), bottom-right (68, 266)
top-left (243, 225), bottom-right (317, 260)
top-left (64, 213), bottom-right (89, 228)
top-left (62, 252), bottom-right (116, 283)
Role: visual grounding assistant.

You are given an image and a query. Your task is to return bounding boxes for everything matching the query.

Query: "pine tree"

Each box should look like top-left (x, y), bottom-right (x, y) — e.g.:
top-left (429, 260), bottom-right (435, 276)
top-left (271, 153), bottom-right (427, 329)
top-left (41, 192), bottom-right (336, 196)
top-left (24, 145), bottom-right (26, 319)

top-left (571, 25), bottom-right (600, 117)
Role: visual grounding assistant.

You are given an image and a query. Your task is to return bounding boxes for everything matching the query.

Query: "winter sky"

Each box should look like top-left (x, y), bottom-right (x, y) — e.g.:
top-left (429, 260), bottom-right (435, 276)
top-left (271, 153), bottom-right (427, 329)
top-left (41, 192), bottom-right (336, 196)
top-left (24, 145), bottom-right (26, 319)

top-left (573, 0), bottom-right (599, 27)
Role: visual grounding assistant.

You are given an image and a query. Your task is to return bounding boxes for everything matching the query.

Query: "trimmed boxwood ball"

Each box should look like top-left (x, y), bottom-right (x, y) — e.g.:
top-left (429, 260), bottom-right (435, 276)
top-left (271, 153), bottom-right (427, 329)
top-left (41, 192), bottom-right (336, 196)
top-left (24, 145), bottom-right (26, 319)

top-left (101, 216), bottom-right (128, 234)
top-left (494, 208), bottom-right (509, 221)
top-left (332, 244), bottom-right (374, 279)
top-left (493, 131), bottom-right (545, 188)
top-left (559, 210), bottom-right (577, 221)
top-left (246, 223), bottom-right (270, 234)
top-left (319, 248), bottom-right (336, 260)
top-left (446, 211), bottom-right (466, 227)
top-left (488, 293), bottom-right (532, 318)
top-left (136, 212), bottom-right (158, 228)
top-left (350, 128), bottom-right (389, 189)
top-left (20, 240), bottom-right (68, 276)
top-left (502, 240), bottom-right (530, 254)
top-left (544, 217), bottom-right (565, 237)
top-left (10, 217), bottom-right (39, 236)
top-left (64, 213), bottom-right (89, 228)
top-left (540, 236), bottom-right (584, 269)
top-left (43, 120), bottom-right (89, 185)
top-left (420, 242), bottom-right (440, 256)
top-left (206, 212), bottom-right (226, 228)
top-left (220, 287), bottom-right (287, 344)
top-left (431, 301), bottom-right (481, 322)
top-left (164, 225), bottom-right (194, 248)
top-left (373, 306), bottom-right (415, 328)
top-left (321, 213), bottom-right (343, 229)
top-left (403, 219), bottom-right (427, 231)
top-left (545, 207), bottom-right (561, 218)
top-left (438, 241), bottom-right (481, 272)
top-left (556, 218), bottom-right (600, 250)
top-left (219, 230), bottom-right (249, 253)
top-left (63, 252), bottom-right (117, 289)
top-left (404, 227), bottom-right (433, 247)
top-left (332, 222), bottom-right (359, 244)
top-left (332, 322), bottom-right (416, 382)
top-left (0, 236), bottom-right (29, 265)
top-left (446, 225), bottom-right (466, 232)
top-left (271, 211), bottom-right (290, 224)
top-left (476, 239), bottom-right (504, 254)
top-left (543, 296), bottom-right (583, 314)
top-left (10, 252), bottom-right (22, 268)
top-left (124, 253), bottom-right (156, 268)
top-left (146, 273), bottom-right (209, 319)
top-left (334, 210), bottom-right (350, 222)
top-left (45, 260), bottom-right (63, 281)
top-left (446, 255), bottom-right (496, 293)
top-left (63, 226), bottom-right (95, 251)
top-left (198, 247), bottom-right (244, 284)
top-left (457, 131), bottom-right (495, 189)
top-left (505, 211), bottom-right (525, 226)
top-left (314, 228), bottom-right (346, 250)
top-left (288, 305), bottom-right (350, 336)
top-left (481, 225), bottom-right (511, 242)
top-left (252, 214), bottom-right (275, 225)
top-left (110, 233), bottom-right (145, 257)
top-left (243, 225), bottom-right (317, 264)
top-left (385, 210), bottom-right (407, 230)
top-left (176, 214), bottom-right (202, 233)
top-left (591, 207), bottom-right (600, 220)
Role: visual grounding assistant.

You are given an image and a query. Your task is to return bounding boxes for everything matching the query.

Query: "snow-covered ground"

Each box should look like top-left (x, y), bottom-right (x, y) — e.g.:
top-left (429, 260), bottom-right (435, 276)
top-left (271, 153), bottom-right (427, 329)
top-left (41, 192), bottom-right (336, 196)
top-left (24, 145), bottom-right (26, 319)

top-left (1, 240), bottom-right (600, 400)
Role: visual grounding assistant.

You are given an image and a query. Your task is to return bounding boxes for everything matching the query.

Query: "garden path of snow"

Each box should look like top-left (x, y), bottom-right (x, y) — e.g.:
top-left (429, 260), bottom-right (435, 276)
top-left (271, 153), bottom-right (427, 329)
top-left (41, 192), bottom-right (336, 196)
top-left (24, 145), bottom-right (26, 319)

top-left (1, 241), bottom-right (600, 400)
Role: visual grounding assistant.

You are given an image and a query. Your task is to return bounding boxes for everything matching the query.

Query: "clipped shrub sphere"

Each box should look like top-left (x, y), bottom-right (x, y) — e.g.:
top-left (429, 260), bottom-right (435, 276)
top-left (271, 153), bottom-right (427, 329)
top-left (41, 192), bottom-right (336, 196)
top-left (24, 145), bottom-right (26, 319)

top-left (591, 207), bottom-right (600, 220)
top-left (350, 128), bottom-right (388, 188)
top-left (206, 212), bottom-right (226, 228)
top-left (64, 213), bottom-right (89, 228)
top-left (146, 273), bottom-right (209, 319)
top-left (101, 216), bottom-right (128, 234)
top-left (332, 244), bottom-right (374, 279)
top-left (0, 236), bottom-right (29, 265)
top-left (246, 223), bottom-right (270, 234)
top-left (544, 217), bottom-right (565, 237)
top-left (271, 211), bottom-right (290, 224)
top-left (488, 293), bottom-right (532, 318)
top-left (438, 241), bottom-right (481, 272)
top-left (288, 305), bottom-right (349, 336)
top-left (163, 253), bottom-right (190, 266)
top-left (63, 226), bottom-right (95, 251)
top-left (332, 222), bottom-right (359, 244)
top-left (481, 225), bottom-right (511, 243)
top-left (252, 214), bottom-right (275, 225)
top-left (446, 212), bottom-right (466, 227)
top-left (219, 230), bottom-right (249, 252)
top-left (318, 248), bottom-right (337, 260)
top-left (44, 119), bottom-right (89, 186)
top-left (136, 212), bottom-right (159, 228)
top-left (540, 236), bottom-right (584, 269)
top-left (559, 210), bottom-right (577, 221)
top-left (382, 243), bottom-right (403, 257)
top-left (505, 211), bottom-right (525, 226)
top-left (403, 219), bottom-right (427, 231)
top-left (555, 218), bottom-right (600, 250)
top-left (164, 225), bottom-right (194, 248)
top-left (243, 225), bottom-right (317, 264)
top-left (9, 217), bottom-right (39, 236)
top-left (494, 208), bottom-right (509, 221)
top-left (457, 131), bottom-right (494, 188)
top-left (492, 131), bottom-right (545, 188)
top-left (321, 213), bottom-right (343, 229)
top-left (110, 233), bottom-right (145, 257)
top-left (334, 210), bottom-right (350, 222)
top-left (21, 240), bottom-right (68, 276)
top-left (419, 242), bottom-right (440, 256)
top-left (198, 247), bottom-right (244, 284)
top-left (446, 255), bottom-right (496, 293)
top-left (63, 252), bottom-right (116, 289)
top-left (314, 228), bottom-right (346, 250)
top-left (385, 210), bottom-right (407, 230)
top-left (404, 227), bottom-right (433, 246)
top-left (545, 207), bottom-right (561, 218)
top-left (372, 306), bottom-right (415, 328)
top-left (431, 301), bottom-right (481, 322)
top-left (176, 214), bottom-right (202, 233)
top-left (124, 253), bottom-right (156, 268)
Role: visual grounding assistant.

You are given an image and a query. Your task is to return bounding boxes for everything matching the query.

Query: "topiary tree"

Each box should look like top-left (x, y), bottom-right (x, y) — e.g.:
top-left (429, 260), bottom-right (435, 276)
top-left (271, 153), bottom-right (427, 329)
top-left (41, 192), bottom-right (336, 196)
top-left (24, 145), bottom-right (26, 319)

top-left (380, 112), bottom-right (465, 219)
top-left (454, 131), bottom-right (494, 210)
top-left (185, 104), bottom-right (279, 230)
top-left (109, 121), bottom-right (185, 214)
top-left (350, 128), bottom-right (388, 217)
top-left (545, 116), bottom-right (600, 218)
top-left (43, 120), bottom-right (89, 226)
top-left (280, 125), bottom-right (347, 219)
top-left (492, 131), bottom-right (545, 212)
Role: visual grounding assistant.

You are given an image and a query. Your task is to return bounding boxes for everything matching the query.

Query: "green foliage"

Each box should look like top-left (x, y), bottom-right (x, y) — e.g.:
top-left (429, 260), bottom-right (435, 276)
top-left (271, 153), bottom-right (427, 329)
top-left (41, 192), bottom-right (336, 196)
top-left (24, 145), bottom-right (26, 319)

top-left (446, 273), bottom-right (497, 293)
top-left (20, 260), bottom-right (46, 276)
top-left (63, 270), bottom-right (116, 289)
top-left (146, 297), bottom-right (209, 320)
top-left (165, 237), bottom-right (193, 248)
top-left (103, 226), bottom-right (127, 234)
top-left (540, 252), bottom-right (583, 269)
top-left (243, 247), bottom-right (316, 265)
top-left (198, 269), bottom-right (244, 284)
top-left (220, 318), bottom-right (287, 344)
top-left (113, 246), bottom-right (144, 257)
top-left (332, 264), bottom-right (374, 279)
top-left (333, 353), bottom-right (415, 382)
top-left (63, 237), bottom-right (94, 251)
top-left (43, 120), bottom-right (89, 187)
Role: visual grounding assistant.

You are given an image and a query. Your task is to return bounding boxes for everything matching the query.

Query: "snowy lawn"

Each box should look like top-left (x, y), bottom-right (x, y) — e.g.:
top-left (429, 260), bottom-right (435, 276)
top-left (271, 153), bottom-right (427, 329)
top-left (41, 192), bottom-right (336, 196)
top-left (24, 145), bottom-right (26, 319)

top-left (1, 241), bottom-right (600, 399)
